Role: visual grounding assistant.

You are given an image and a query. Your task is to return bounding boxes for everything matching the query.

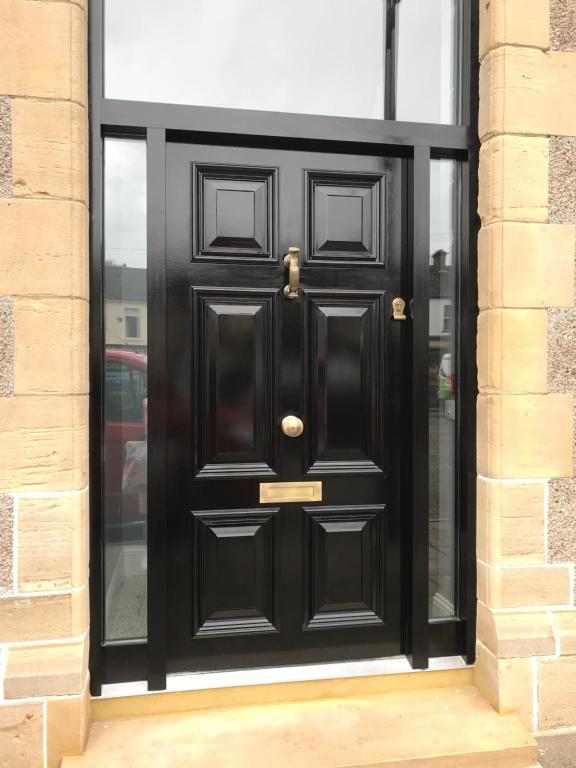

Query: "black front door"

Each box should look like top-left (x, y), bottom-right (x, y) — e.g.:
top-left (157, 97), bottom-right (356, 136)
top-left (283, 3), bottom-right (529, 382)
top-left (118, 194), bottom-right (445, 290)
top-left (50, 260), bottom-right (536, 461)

top-left (165, 142), bottom-right (407, 672)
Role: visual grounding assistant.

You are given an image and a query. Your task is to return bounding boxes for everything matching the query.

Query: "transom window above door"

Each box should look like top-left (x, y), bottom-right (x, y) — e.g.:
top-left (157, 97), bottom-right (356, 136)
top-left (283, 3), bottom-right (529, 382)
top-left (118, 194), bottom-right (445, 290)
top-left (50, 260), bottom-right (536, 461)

top-left (104, 0), bottom-right (463, 124)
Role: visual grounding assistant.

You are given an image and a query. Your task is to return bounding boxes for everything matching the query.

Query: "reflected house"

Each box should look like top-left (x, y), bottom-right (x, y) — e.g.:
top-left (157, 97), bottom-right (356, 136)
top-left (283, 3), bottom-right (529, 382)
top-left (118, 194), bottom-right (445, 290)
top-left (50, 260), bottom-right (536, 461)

top-left (429, 248), bottom-right (455, 414)
top-left (429, 250), bottom-right (452, 372)
top-left (104, 263), bottom-right (148, 353)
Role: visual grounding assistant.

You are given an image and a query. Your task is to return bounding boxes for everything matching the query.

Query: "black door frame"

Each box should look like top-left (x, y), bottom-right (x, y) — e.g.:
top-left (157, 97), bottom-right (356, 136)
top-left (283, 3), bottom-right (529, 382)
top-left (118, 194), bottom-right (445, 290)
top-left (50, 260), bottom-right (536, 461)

top-left (89, 0), bottom-right (479, 694)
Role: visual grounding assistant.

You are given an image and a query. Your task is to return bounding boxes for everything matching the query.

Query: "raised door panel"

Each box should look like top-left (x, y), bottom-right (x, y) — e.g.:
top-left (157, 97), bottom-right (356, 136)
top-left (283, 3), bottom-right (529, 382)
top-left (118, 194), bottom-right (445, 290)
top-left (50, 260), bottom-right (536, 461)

top-left (305, 171), bottom-right (385, 264)
top-left (304, 505), bottom-right (387, 630)
top-left (305, 291), bottom-right (385, 474)
top-left (192, 288), bottom-right (278, 477)
top-left (193, 164), bottom-right (277, 261)
top-left (191, 508), bottom-right (279, 638)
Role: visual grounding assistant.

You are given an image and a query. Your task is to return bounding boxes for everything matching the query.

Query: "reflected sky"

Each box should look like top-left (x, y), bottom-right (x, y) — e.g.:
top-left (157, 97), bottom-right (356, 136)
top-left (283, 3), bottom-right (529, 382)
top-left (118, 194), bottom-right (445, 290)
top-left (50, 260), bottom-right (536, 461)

top-left (430, 160), bottom-right (456, 264)
top-left (105, 0), bottom-right (459, 126)
top-left (104, 139), bottom-right (147, 268)
top-left (396, 0), bottom-right (458, 124)
top-left (105, 0), bottom-right (386, 120)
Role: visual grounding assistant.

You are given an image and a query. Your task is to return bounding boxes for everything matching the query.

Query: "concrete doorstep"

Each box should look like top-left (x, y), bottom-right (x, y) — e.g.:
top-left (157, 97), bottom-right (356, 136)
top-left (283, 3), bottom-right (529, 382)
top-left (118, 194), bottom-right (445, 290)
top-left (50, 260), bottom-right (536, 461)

top-left (62, 684), bottom-right (538, 768)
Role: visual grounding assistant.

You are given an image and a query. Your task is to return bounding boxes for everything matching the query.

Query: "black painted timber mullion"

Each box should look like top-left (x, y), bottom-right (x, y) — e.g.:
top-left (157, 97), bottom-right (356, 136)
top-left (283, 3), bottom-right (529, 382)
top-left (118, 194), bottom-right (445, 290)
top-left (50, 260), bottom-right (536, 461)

top-left (464, 174), bottom-right (480, 665)
top-left (100, 99), bottom-right (470, 152)
top-left (146, 128), bottom-right (168, 690)
top-left (409, 145), bottom-right (431, 670)
top-left (460, 157), bottom-right (478, 665)
top-left (87, 0), bottom-right (105, 697)
top-left (384, 0), bottom-right (398, 121)
top-left (460, 0), bottom-right (473, 129)
top-left (463, 0), bottom-right (479, 665)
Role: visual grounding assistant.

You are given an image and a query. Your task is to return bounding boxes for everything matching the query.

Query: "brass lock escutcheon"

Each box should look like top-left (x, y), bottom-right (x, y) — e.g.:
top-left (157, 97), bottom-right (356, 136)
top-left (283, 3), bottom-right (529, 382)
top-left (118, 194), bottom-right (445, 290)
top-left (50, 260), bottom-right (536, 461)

top-left (392, 297), bottom-right (407, 321)
top-left (281, 414), bottom-right (304, 437)
top-left (283, 246), bottom-right (301, 300)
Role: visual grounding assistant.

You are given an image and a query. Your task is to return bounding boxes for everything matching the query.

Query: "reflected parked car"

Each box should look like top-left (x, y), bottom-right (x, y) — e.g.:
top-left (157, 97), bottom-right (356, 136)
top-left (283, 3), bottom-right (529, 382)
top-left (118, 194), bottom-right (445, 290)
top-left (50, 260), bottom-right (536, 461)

top-left (104, 348), bottom-right (147, 530)
top-left (438, 353), bottom-right (456, 420)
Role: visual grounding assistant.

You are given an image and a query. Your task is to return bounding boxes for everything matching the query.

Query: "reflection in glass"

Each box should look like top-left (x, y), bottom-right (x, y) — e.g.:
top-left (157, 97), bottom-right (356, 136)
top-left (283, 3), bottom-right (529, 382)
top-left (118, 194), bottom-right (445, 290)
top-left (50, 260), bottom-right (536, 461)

top-left (395, 0), bottom-right (460, 124)
top-left (105, 0), bottom-right (385, 120)
top-left (428, 160), bottom-right (458, 619)
top-left (103, 138), bottom-right (148, 642)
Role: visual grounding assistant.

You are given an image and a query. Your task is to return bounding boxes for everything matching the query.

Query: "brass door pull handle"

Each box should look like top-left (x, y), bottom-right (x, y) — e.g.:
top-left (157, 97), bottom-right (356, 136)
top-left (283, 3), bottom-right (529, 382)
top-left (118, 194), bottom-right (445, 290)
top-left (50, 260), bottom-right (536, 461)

top-left (283, 246), bottom-right (300, 300)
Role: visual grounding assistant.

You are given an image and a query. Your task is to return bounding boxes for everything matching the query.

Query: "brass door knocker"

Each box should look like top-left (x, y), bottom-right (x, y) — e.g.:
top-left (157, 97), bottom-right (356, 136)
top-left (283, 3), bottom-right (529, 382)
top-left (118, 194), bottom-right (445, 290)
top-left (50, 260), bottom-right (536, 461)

top-left (283, 246), bottom-right (301, 299)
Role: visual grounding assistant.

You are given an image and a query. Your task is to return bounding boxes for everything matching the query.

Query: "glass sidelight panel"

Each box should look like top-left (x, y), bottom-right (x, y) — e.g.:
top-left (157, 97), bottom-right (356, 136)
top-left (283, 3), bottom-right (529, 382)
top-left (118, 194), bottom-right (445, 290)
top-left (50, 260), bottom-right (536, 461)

top-left (103, 138), bottom-right (148, 642)
top-left (428, 159), bottom-right (458, 619)
top-left (105, 0), bottom-right (386, 120)
top-left (395, 0), bottom-right (460, 124)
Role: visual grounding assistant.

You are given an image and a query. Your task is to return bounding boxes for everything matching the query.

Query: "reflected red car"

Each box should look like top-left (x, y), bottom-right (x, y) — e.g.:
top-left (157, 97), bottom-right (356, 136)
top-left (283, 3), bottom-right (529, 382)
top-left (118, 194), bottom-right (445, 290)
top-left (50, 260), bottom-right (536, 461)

top-left (104, 348), bottom-right (147, 522)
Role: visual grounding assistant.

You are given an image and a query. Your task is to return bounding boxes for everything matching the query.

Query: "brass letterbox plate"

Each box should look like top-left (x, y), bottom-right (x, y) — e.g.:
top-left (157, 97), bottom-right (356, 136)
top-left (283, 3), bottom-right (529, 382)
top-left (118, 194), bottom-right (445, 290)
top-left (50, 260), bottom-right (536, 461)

top-left (259, 481), bottom-right (322, 504)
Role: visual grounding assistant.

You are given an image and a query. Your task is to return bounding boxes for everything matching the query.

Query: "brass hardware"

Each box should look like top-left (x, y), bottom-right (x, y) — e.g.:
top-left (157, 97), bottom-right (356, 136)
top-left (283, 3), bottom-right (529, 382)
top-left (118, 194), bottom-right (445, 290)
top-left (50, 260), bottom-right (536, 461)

top-left (283, 246), bottom-right (301, 300)
top-left (260, 481), bottom-right (322, 504)
top-left (392, 297), bottom-right (407, 321)
top-left (281, 414), bottom-right (304, 437)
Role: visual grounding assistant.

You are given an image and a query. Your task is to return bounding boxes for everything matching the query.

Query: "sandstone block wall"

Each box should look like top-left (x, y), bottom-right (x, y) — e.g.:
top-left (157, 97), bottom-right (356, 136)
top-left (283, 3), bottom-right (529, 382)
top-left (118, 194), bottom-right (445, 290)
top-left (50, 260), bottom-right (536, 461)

top-left (476, 0), bottom-right (576, 732)
top-left (0, 0), bottom-right (90, 765)
top-left (2, 0), bottom-right (576, 763)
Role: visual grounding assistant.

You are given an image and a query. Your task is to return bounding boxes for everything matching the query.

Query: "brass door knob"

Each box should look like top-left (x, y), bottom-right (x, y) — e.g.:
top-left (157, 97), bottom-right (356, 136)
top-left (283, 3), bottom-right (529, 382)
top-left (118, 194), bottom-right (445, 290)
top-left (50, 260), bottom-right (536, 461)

top-left (281, 415), bottom-right (304, 438)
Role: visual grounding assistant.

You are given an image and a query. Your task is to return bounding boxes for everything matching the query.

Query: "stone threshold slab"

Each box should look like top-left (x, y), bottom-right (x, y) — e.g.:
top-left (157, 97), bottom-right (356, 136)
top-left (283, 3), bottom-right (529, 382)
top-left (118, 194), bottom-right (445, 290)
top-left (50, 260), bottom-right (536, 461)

top-left (92, 667), bottom-right (473, 721)
top-left (64, 685), bottom-right (538, 768)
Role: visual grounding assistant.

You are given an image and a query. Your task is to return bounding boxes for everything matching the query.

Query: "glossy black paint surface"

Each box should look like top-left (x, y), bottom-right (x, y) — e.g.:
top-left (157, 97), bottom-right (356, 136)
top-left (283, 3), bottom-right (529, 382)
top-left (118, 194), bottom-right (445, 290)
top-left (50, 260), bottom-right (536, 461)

top-left (146, 128), bottom-right (168, 690)
top-left (89, 0), bottom-right (478, 692)
top-left (165, 144), bottom-right (405, 672)
top-left (101, 100), bottom-right (471, 151)
top-left (408, 146), bottom-right (431, 669)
